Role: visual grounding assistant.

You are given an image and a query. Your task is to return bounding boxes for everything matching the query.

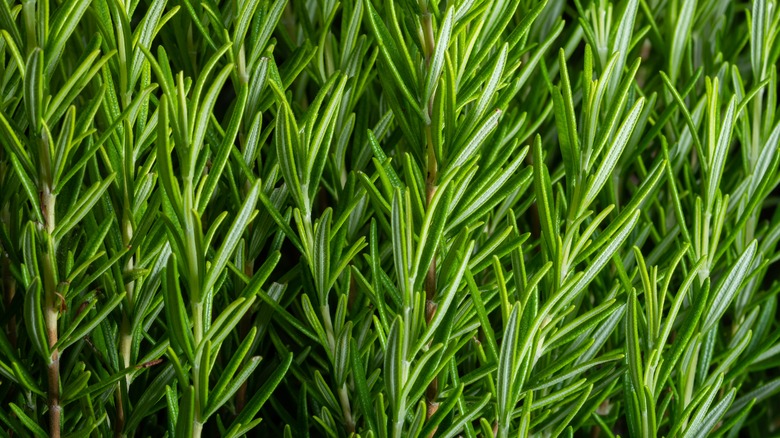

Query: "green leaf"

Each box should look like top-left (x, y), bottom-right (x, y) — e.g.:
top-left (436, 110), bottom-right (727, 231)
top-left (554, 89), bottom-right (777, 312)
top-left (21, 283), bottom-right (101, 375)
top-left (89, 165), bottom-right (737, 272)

top-left (448, 146), bottom-right (529, 231)
top-left (248, 0), bottom-right (286, 67)
top-left (225, 352), bottom-right (293, 438)
top-left (413, 240), bottom-right (474, 354)
top-left (177, 0), bottom-right (217, 49)
top-left (497, 303), bottom-right (520, 436)
top-left (53, 174), bottom-right (116, 241)
top-left (23, 278), bottom-right (50, 360)
top-left (533, 135), bottom-right (556, 257)
top-left (45, 0), bottom-right (91, 77)
top-left (201, 296), bottom-right (256, 354)
top-left (333, 323), bottom-right (351, 387)
top-left (438, 393), bottom-right (490, 438)
top-left (130, 0), bottom-right (168, 89)
top-left (684, 387), bottom-right (736, 438)
top-left (9, 403), bottom-right (47, 438)
top-left (609, 0), bottom-right (640, 99)
top-left (350, 337), bottom-right (377, 432)
top-left (676, 374), bottom-right (724, 437)
top-left (384, 317), bottom-right (404, 418)
top-left (274, 98), bottom-right (306, 212)
top-left (391, 189), bottom-right (411, 303)
top-left (669, 0), bottom-right (697, 83)
top-left (728, 376), bottom-right (780, 416)
top-left (368, 129), bottom-right (403, 195)
top-left (190, 46), bottom-right (233, 154)
top-left (24, 48), bottom-right (43, 132)
top-left (626, 288), bottom-right (644, 406)
top-left (163, 257), bottom-right (195, 361)
top-left (554, 49), bottom-right (579, 187)
top-left (197, 85), bottom-right (248, 213)
top-left (202, 180), bottom-right (260, 295)
top-left (8, 152), bottom-right (43, 223)
top-left (51, 106), bottom-right (75, 190)
top-left (362, 0), bottom-right (424, 121)
top-left (420, 383), bottom-right (463, 438)
top-left (313, 208), bottom-right (332, 301)
top-left (56, 292), bottom-right (126, 351)
top-left (583, 97), bottom-right (644, 210)
top-left (657, 280), bottom-right (710, 393)
top-left (702, 241), bottom-right (757, 332)
top-left (307, 74), bottom-right (348, 197)
top-left (423, 7), bottom-right (454, 111)
top-left (413, 181), bottom-right (452, 290)
top-left (567, 210), bottom-right (640, 305)
top-left (44, 48), bottom-right (112, 127)
top-left (203, 355), bottom-right (262, 419)
top-left (706, 96), bottom-right (736, 210)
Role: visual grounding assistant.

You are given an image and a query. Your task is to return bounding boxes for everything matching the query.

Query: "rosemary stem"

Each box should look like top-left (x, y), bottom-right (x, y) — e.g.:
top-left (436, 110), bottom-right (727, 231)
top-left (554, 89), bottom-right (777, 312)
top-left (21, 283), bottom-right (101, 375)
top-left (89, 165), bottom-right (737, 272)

top-left (42, 185), bottom-right (61, 438)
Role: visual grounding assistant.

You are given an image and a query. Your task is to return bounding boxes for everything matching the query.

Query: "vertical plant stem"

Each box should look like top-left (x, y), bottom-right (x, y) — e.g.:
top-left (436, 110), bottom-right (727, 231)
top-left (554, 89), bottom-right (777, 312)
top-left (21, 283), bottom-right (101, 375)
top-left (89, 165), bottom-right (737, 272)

top-left (114, 318), bottom-right (128, 438)
top-left (338, 384), bottom-right (356, 434)
top-left (118, 228), bottom-right (135, 368)
top-left (113, 78), bottom-right (139, 435)
top-left (424, 124), bottom-right (439, 425)
top-left (116, 207), bottom-right (135, 437)
top-left (41, 184), bottom-right (61, 438)
top-left (420, 2), bottom-right (441, 428)
top-left (193, 296), bottom-right (204, 438)
top-left (193, 420), bottom-right (203, 438)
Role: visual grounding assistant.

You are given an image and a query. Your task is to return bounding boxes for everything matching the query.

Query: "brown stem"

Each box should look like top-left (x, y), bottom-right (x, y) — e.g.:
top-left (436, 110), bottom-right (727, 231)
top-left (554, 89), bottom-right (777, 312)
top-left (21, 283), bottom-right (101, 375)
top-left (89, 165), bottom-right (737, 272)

top-left (425, 260), bottom-right (437, 324)
top-left (40, 183), bottom-right (61, 438)
top-left (47, 349), bottom-right (61, 437)
top-left (115, 314), bottom-right (131, 438)
top-left (420, 4), bottom-right (441, 433)
top-left (421, 12), bottom-right (435, 64)
top-left (39, 166), bottom-right (62, 438)
top-left (45, 295), bottom-right (61, 438)
top-left (424, 121), bottom-right (440, 435)
top-left (423, 243), bottom-right (440, 430)
top-left (44, 265), bottom-right (61, 438)
top-left (425, 375), bottom-right (439, 420)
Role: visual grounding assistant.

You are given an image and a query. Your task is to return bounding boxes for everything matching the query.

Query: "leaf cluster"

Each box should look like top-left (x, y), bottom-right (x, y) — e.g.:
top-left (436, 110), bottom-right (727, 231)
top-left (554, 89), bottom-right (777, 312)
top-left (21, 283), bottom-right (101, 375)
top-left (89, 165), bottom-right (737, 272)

top-left (1, 0), bottom-right (780, 437)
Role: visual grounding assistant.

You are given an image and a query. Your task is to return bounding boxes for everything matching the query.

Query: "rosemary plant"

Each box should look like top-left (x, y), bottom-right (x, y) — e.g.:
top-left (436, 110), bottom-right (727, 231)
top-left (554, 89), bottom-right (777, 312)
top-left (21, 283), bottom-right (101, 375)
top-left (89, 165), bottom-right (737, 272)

top-left (2, 0), bottom-right (780, 436)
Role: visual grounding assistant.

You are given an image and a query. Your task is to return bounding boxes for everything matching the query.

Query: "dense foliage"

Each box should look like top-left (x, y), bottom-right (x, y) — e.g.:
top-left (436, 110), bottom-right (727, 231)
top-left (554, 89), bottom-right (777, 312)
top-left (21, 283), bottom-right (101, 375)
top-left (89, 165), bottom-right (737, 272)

top-left (2, 0), bottom-right (780, 436)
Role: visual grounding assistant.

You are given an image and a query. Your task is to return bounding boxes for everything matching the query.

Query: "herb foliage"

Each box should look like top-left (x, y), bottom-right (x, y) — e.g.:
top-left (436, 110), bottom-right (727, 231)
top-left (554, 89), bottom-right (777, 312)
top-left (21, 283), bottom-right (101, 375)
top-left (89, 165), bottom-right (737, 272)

top-left (1, 0), bottom-right (780, 436)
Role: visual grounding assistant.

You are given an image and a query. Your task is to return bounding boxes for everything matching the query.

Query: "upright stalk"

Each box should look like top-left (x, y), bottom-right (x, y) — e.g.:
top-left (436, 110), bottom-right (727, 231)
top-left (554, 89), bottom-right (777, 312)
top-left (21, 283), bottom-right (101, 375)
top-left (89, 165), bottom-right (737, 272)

top-left (115, 206), bottom-right (134, 437)
top-left (192, 277), bottom-right (204, 438)
top-left (423, 125), bottom-right (439, 424)
top-left (41, 180), bottom-right (61, 438)
top-left (115, 81), bottom-right (139, 438)
top-left (189, 177), bottom-right (206, 438)
top-left (420, 1), bottom-right (440, 427)
top-left (32, 114), bottom-right (62, 436)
